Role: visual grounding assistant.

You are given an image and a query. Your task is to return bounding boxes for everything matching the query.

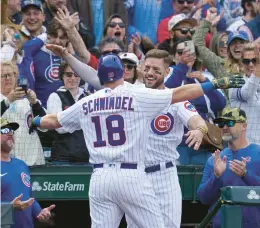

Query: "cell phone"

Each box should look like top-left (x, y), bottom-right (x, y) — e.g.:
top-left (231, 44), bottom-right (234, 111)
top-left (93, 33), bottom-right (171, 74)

top-left (184, 41), bottom-right (196, 59)
top-left (17, 78), bottom-right (28, 93)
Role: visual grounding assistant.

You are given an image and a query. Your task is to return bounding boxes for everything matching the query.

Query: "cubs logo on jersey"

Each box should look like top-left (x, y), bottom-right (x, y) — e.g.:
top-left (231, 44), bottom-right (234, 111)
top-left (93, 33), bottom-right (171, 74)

top-left (21, 172), bottom-right (30, 187)
top-left (45, 64), bottom-right (60, 83)
top-left (184, 101), bottom-right (196, 112)
top-left (150, 112), bottom-right (174, 135)
top-left (25, 111), bottom-right (33, 131)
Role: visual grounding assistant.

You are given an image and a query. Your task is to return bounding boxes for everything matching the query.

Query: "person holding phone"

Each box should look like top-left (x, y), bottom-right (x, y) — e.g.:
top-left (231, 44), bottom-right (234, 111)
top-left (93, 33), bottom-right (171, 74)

top-left (0, 61), bottom-right (45, 166)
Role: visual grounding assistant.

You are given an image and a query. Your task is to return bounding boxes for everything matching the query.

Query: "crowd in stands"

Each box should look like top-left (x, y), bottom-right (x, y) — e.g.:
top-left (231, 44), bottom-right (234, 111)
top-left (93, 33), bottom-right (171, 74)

top-left (1, 0), bottom-right (260, 167)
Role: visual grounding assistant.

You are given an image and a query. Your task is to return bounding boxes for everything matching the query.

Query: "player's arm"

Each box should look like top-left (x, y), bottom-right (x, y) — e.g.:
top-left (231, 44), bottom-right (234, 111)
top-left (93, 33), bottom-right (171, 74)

top-left (171, 76), bottom-right (245, 104)
top-left (29, 114), bottom-right (61, 133)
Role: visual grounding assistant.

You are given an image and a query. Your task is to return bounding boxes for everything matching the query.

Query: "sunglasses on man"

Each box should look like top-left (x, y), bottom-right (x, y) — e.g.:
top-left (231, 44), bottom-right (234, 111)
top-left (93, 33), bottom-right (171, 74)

top-left (217, 120), bottom-right (243, 128)
top-left (1, 128), bottom-right (15, 134)
top-left (108, 22), bottom-right (126, 29)
top-left (173, 28), bottom-right (196, 35)
top-left (177, 0), bottom-right (195, 4)
top-left (101, 49), bottom-right (122, 56)
top-left (242, 58), bottom-right (257, 65)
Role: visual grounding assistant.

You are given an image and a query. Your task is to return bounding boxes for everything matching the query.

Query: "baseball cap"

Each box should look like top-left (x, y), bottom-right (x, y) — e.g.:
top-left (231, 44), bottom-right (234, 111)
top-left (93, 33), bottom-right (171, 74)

top-left (119, 53), bottom-right (139, 65)
top-left (168, 13), bottom-right (198, 31)
top-left (227, 31), bottom-right (249, 46)
top-left (21, 0), bottom-right (43, 12)
top-left (214, 108), bottom-right (247, 123)
top-left (0, 118), bottom-right (19, 131)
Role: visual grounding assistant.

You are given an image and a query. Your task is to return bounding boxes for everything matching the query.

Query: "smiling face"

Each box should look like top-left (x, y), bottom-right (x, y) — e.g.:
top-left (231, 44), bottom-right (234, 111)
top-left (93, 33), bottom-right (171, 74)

top-left (22, 6), bottom-right (45, 35)
top-left (144, 57), bottom-right (169, 89)
top-left (229, 39), bottom-right (247, 60)
top-left (122, 60), bottom-right (136, 83)
top-left (222, 122), bottom-right (246, 142)
top-left (242, 49), bottom-right (257, 76)
top-left (106, 17), bottom-right (126, 41)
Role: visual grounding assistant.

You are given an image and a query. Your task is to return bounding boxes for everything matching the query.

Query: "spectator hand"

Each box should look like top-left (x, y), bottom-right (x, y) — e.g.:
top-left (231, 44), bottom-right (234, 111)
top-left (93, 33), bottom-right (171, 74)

top-left (211, 75), bottom-right (245, 89)
top-left (12, 194), bottom-right (34, 210)
top-left (55, 6), bottom-right (79, 32)
top-left (37, 205), bottom-right (55, 222)
top-left (179, 50), bottom-right (195, 66)
top-left (184, 129), bottom-right (204, 150)
top-left (229, 158), bottom-right (247, 177)
top-left (46, 44), bottom-right (69, 59)
top-left (7, 87), bottom-right (26, 103)
top-left (213, 149), bottom-right (227, 178)
top-left (26, 89), bottom-right (37, 104)
top-left (187, 71), bottom-right (206, 82)
top-left (205, 7), bottom-right (218, 23)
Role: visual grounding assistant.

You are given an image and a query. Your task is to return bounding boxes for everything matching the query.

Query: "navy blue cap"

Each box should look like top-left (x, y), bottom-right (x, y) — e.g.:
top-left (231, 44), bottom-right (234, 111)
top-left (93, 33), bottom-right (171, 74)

top-left (21, 0), bottom-right (43, 12)
top-left (227, 31), bottom-right (249, 46)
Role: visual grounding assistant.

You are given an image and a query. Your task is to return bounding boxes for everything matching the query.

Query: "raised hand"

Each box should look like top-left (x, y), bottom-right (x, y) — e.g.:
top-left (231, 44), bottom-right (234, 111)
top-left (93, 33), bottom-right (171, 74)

top-left (211, 75), bottom-right (245, 89)
top-left (12, 194), bottom-right (34, 210)
top-left (205, 7), bottom-right (218, 23)
top-left (46, 44), bottom-right (69, 58)
top-left (213, 149), bottom-right (227, 178)
top-left (55, 6), bottom-right (79, 32)
top-left (187, 71), bottom-right (206, 82)
top-left (7, 87), bottom-right (26, 103)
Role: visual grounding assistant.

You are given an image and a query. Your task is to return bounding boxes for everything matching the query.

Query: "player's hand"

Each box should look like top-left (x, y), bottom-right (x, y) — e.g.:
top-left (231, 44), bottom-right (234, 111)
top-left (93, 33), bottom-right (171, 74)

top-left (211, 75), bottom-right (245, 89)
top-left (37, 204), bottom-right (55, 222)
top-left (46, 44), bottom-right (69, 59)
top-left (187, 71), bottom-right (206, 82)
top-left (229, 158), bottom-right (247, 177)
top-left (29, 116), bottom-right (40, 134)
top-left (213, 149), bottom-right (227, 178)
top-left (185, 129), bottom-right (204, 150)
top-left (12, 193), bottom-right (34, 210)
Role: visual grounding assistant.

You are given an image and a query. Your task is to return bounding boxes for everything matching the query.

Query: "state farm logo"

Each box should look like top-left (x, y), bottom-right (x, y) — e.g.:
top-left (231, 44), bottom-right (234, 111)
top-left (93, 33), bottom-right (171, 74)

top-left (150, 113), bottom-right (174, 135)
top-left (32, 181), bottom-right (85, 192)
top-left (247, 190), bottom-right (260, 200)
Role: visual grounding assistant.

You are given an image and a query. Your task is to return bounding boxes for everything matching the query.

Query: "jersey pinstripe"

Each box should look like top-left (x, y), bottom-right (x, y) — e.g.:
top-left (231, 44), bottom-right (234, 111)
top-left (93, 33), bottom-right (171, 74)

top-left (146, 100), bottom-right (199, 166)
top-left (57, 82), bottom-right (173, 164)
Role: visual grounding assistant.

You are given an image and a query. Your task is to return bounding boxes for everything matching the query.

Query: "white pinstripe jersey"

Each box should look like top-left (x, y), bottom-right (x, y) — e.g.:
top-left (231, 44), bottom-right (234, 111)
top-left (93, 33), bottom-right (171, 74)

top-left (145, 99), bottom-right (199, 166)
top-left (57, 82), bottom-right (173, 164)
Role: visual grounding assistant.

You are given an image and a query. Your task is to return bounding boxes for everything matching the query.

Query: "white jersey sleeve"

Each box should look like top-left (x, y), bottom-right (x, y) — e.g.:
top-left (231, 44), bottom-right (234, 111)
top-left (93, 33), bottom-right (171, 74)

top-left (132, 87), bottom-right (173, 119)
top-left (57, 101), bottom-right (82, 133)
top-left (174, 101), bottom-right (199, 127)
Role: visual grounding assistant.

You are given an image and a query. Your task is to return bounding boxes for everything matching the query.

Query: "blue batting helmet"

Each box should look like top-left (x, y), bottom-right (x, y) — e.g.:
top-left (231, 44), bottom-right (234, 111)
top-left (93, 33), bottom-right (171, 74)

top-left (97, 54), bottom-right (124, 85)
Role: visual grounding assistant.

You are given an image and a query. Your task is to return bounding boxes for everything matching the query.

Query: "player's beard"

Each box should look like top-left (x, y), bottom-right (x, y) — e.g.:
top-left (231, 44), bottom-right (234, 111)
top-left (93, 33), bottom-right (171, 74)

top-left (1, 139), bottom-right (14, 153)
top-left (222, 129), bottom-right (242, 143)
top-left (145, 77), bottom-right (164, 89)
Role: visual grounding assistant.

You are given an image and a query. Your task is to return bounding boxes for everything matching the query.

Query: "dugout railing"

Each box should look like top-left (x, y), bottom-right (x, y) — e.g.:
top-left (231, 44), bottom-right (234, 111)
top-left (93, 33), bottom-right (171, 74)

top-left (198, 186), bottom-right (260, 228)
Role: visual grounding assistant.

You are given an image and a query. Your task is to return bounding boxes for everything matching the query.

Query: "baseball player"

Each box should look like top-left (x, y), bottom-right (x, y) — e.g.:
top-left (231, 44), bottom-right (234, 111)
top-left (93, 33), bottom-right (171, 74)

top-left (126, 49), bottom-right (207, 228)
top-left (29, 54), bottom-right (244, 228)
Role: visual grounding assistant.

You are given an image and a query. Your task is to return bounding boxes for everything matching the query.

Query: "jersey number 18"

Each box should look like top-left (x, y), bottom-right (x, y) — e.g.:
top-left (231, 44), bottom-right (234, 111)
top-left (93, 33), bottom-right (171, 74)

top-left (92, 115), bottom-right (126, 147)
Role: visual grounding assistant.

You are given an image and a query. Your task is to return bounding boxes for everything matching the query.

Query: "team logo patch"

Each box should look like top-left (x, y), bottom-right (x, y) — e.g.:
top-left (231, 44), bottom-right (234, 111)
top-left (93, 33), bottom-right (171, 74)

top-left (45, 64), bottom-right (60, 83)
top-left (151, 113), bottom-right (174, 135)
top-left (21, 172), bottom-right (30, 187)
top-left (184, 101), bottom-right (197, 112)
top-left (25, 111), bottom-right (33, 130)
top-left (108, 72), bottom-right (114, 81)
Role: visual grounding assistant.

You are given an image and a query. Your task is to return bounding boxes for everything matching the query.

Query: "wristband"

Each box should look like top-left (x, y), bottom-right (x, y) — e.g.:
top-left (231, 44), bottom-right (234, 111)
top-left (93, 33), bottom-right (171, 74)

top-left (201, 81), bottom-right (214, 93)
top-left (33, 117), bottom-right (42, 127)
top-left (196, 126), bottom-right (208, 136)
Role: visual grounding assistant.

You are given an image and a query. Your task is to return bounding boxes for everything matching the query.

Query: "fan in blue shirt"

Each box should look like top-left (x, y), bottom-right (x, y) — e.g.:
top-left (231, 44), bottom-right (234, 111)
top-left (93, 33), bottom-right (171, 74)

top-left (197, 108), bottom-right (260, 228)
top-left (1, 118), bottom-right (55, 228)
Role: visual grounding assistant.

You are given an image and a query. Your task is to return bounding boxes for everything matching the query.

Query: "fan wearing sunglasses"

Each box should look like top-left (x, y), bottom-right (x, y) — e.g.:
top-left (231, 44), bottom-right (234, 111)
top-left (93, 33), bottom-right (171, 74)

top-left (46, 61), bottom-right (90, 163)
top-left (119, 52), bottom-right (139, 84)
top-left (198, 107), bottom-right (260, 228)
top-left (229, 43), bottom-right (260, 145)
top-left (157, 14), bottom-right (197, 54)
